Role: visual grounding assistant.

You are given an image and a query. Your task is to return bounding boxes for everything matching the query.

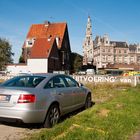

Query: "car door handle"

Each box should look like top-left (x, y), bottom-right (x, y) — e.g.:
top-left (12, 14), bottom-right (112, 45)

top-left (73, 91), bottom-right (77, 94)
top-left (58, 93), bottom-right (64, 95)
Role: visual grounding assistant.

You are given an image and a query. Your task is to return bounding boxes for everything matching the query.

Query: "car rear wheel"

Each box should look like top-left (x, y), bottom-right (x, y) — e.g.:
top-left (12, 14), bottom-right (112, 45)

top-left (43, 104), bottom-right (60, 128)
top-left (85, 94), bottom-right (92, 109)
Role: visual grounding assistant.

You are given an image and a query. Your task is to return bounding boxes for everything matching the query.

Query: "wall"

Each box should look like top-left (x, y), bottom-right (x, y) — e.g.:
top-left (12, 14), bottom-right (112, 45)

top-left (59, 25), bottom-right (71, 71)
top-left (27, 59), bottom-right (48, 73)
top-left (6, 59), bottom-right (48, 74)
top-left (7, 64), bottom-right (29, 74)
top-left (48, 41), bottom-right (60, 72)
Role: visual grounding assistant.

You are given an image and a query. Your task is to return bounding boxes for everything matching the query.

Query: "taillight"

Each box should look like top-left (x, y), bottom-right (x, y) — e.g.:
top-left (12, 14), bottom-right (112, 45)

top-left (18, 94), bottom-right (36, 103)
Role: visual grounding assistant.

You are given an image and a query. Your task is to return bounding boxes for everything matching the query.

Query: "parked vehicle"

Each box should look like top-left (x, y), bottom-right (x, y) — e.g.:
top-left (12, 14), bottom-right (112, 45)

top-left (0, 71), bottom-right (8, 76)
top-left (0, 74), bottom-right (92, 128)
top-left (123, 71), bottom-right (140, 76)
top-left (86, 69), bottom-right (95, 75)
top-left (77, 70), bottom-right (87, 75)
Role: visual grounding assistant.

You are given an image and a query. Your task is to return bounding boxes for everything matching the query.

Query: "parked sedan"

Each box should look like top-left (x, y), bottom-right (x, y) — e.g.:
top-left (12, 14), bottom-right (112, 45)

top-left (0, 74), bottom-right (92, 128)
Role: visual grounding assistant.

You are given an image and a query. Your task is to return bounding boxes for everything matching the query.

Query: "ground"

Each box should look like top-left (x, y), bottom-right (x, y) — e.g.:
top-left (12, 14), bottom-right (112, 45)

top-left (0, 123), bottom-right (27, 140)
top-left (0, 122), bottom-right (39, 140)
top-left (0, 83), bottom-right (140, 140)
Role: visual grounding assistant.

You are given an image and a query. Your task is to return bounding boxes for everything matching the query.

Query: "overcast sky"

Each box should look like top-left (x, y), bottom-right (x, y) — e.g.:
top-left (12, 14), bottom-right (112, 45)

top-left (0, 0), bottom-right (140, 62)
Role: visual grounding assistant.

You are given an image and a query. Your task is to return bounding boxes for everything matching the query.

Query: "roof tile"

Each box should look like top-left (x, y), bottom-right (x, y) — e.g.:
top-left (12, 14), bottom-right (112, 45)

top-left (23, 22), bottom-right (67, 58)
top-left (26, 22), bottom-right (66, 49)
top-left (30, 38), bottom-right (54, 58)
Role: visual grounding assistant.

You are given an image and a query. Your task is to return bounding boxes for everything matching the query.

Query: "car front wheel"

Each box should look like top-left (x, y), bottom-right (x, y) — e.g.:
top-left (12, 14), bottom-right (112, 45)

top-left (85, 94), bottom-right (92, 109)
top-left (43, 104), bottom-right (60, 128)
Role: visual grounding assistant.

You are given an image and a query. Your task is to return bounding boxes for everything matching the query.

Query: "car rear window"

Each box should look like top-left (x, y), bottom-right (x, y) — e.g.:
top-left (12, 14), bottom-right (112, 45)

top-left (1, 76), bottom-right (46, 88)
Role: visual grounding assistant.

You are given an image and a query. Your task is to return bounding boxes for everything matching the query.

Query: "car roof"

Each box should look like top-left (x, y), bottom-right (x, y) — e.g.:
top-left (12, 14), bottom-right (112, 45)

top-left (18, 73), bottom-right (65, 79)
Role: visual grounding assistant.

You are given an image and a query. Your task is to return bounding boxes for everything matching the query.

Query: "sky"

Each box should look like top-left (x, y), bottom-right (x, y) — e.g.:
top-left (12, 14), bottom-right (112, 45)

top-left (0, 0), bottom-right (140, 63)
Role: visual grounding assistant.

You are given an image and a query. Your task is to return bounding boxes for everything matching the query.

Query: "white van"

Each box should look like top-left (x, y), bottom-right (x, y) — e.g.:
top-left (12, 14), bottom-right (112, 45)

top-left (86, 69), bottom-right (95, 75)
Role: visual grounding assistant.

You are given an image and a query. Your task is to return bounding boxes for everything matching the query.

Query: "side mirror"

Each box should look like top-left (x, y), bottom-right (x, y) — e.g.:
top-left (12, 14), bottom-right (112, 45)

top-left (79, 83), bottom-right (84, 87)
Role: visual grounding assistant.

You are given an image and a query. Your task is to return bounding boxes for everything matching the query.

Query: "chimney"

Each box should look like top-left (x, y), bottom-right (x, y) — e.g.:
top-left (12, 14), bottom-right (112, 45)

top-left (44, 21), bottom-right (50, 27)
top-left (48, 35), bottom-right (52, 42)
top-left (56, 37), bottom-right (60, 46)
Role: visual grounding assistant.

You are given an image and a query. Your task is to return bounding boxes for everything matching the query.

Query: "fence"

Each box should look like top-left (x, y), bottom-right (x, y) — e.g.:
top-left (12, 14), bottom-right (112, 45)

top-left (0, 75), bottom-right (13, 81)
top-left (0, 75), bottom-right (140, 86)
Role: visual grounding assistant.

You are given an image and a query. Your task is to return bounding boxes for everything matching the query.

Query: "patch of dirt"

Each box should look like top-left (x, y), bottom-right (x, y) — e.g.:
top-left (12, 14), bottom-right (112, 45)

top-left (54, 124), bottom-right (79, 140)
top-left (116, 103), bottom-right (124, 109)
top-left (95, 93), bottom-right (114, 104)
top-left (0, 123), bottom-right (39, 140)
top-left (97, 109), bottom-right (110, 117)
top-left (131, 131), bottom-right (140, 140)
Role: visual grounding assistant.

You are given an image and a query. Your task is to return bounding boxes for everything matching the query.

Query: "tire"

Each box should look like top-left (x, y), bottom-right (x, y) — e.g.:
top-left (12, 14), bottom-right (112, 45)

top-left (85, 94), bottom-right (92, 109)
top-left (43, 104), bottom-right (60, 128)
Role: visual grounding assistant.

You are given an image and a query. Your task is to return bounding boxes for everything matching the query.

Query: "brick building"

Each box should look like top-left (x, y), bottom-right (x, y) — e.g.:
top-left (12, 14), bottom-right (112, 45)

top-left (7, 21), bottom-right (71, 74)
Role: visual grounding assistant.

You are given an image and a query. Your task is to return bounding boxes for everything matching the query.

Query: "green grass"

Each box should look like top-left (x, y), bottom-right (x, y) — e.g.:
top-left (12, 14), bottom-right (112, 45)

top-left (25, 84), bottom-right (140, 140)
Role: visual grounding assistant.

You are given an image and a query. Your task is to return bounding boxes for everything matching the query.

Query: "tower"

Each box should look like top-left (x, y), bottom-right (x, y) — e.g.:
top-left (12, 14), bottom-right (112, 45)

top-left (83, 16), bottom-right (94, 65)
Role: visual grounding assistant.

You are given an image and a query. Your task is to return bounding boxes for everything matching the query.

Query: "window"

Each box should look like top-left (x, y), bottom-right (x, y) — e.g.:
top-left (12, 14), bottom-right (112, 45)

top-left (28, 40), bottom-right (33, 45)
top-left (124, 56), bottom-right (128, 64)
top-left (64, 76), bottom-right (78, 87)
top-left (102, 49), bottom-right (105, 52)
top-left (61, 51), bottom-right (65, 64)
top-left (119, 50), bottom-right (121, 53)
top-left (130, 56), bottom-right (134, 63)
top-left (44, 76), bottom-right (66, 89)
top-left (118, 56), bottom-right (122, 63)
top-left (44, 79), bottom-right (54, 88)
top-left (2, 76), bottom-right (45, 88)
top-left (137, 56), bottom-right (140, 62)
top-left (26, 38), bottom-right (35, 47)
top-left (107, 55), bottom-right (111, 62)
top-left (108, 49), bottom-right (110, 52)
top-left (102, 55), bottom-right (105, 61)
top-left (124, 50), bottom-right (127, 53)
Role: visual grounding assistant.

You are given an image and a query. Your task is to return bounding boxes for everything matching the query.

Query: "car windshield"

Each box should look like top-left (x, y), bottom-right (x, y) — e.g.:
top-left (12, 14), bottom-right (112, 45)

top-left (1, 76), bottom-right (46, 88)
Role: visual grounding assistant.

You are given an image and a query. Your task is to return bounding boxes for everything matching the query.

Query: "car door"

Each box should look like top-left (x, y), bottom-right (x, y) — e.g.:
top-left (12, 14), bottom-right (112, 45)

top-left (44, 76), bottom-right (75, 113)
top-left (64, 76), bottom-right (85, 107)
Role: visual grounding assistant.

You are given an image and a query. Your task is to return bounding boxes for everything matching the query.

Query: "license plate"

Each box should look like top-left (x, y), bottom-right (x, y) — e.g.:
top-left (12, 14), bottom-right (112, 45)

top-left (0, 95), bottom-right (11, 102)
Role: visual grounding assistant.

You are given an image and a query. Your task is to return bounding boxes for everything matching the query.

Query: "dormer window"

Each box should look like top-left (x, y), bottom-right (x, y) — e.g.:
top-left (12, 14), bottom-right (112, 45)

top-left (48, 35), bottom-right (52, 42)
top-left (28, 40), bottom-right (33, 45)
top-left (26, 38), bottom-right (35, 47)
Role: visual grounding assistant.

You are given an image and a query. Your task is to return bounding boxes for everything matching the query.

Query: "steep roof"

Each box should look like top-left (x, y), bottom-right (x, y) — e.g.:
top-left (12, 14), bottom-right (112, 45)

top-left (30, 38), bottom-right (55, 58)
top-left (110, 41), bottom-right (128, 48)
top-left (107, 63), bottom-right (140, 71)
top-left (26, 22), bottom-right (67, 49)
top-left (129, 44), bottom-right (137, 52)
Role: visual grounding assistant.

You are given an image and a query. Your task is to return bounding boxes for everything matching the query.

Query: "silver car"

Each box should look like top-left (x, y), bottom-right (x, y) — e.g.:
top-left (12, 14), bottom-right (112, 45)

top-left (0, 74), bottom-right (92, 128)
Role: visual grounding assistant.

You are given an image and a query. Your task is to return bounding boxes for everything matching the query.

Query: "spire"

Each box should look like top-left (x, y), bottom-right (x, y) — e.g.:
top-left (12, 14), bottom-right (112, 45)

top-left (86, 16), bottom-right (92, 37)
top-left (83, 16), bottom-right (94, 65)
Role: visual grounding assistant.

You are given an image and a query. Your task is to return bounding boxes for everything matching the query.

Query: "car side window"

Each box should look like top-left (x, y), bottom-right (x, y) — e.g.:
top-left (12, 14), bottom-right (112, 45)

top-left (44, 76), bottom-right (66, 89)
top-left (44, 79), bottom-right (54, 89)
top-left (64, 76), bottom-right (78, 87)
